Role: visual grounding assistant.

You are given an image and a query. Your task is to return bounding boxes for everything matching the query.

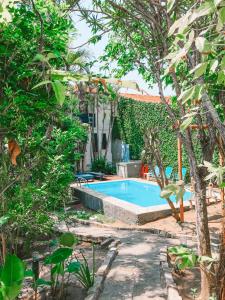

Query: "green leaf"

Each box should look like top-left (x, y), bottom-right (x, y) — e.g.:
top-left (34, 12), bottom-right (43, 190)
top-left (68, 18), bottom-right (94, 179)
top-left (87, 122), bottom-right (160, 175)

top-left (36, 278), bottom-right (52, 286)
top-left (195, 37), bottom-right (211, 53)
top-left (66, 261), bottom-right (81, 273)
top-left (0, 287), bottom-right (5, 300)
top-left (189, 2), bottom-right (215, 24)
top-left (177, 253), bottom-right (197, 269)
top-left (168, 245), bottom-right (189, 255)
top-left (218, 70), bottom-right (225, 84)
top-left (24, 269), bottom-right (34, 278)
top-left (218, 7), bottom-right (225, 24)
top-left (198, 255), bottom-right (216, 263)
top-left (33, 54), bottom-right (46, 62)
top-left (0, 215), bottom-right (9, 227)
top-left (44, 248), bottom-right (73, 265)
top-left (191, 62), bottom-right (208, 79)
top-left (180, 116), bottom-right (194, 131)
top-left (160, 184), bottom-right (178, 198)
top-left (221, 56), bottom-right (225, 69)
top-left (50, 69), bottom-right (84, 82)
top-left (180, 85), bottom-right (203, 104)
top-left (203, 161), bottom-right (225, 185)
top-left (184, 30), bottom-right (195, 51)
top-left (210, 59), bottom-right (218, 72)
top-left (51, 263), bottom-right (64, 276)
top-left (168, 11), bottom-right (192, 36)
top-left (178, 86), bottom-right (195, 103)
top-left (177, 86), bottom-right (194, 103)
top-left (1, 255), bottom-right (24, 285)
top-left (59, 232), bottom-right (77, 247)
top-left (52, 81), bottom-right (66, 106)
top-left (32, 80), bottom-right (52, 90)
top-left (167, 0), bottom-right (176, 12)
top-left (0, 255), bottom-right (25, 300)
top-left (4, 284), bottom-right (22, 300)
top-left (47, 53), bottom-right (57, 60)
top-left (169, 245), bottom-right (198, 270)
top-left (176, 186), bottom-right (185, 202)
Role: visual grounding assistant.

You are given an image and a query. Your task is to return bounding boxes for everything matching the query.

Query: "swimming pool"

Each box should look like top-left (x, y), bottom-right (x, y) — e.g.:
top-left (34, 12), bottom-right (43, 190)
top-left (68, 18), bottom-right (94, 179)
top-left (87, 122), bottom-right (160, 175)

top-left (84, 180), bottom-right (192, 207)
top-left (71, 179), bottom-right (192, 224)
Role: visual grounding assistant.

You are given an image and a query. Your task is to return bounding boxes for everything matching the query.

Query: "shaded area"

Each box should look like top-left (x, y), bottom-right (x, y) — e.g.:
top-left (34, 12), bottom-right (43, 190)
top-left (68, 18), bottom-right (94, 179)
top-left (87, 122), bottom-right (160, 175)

top-left (59, 223), bottom-right (188, 300)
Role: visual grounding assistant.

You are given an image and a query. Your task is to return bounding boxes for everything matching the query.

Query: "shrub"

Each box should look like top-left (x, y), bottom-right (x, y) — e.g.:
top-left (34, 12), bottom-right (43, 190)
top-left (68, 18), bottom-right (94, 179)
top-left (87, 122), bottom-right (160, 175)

top-left (91, 157), bottom-right (116, 174)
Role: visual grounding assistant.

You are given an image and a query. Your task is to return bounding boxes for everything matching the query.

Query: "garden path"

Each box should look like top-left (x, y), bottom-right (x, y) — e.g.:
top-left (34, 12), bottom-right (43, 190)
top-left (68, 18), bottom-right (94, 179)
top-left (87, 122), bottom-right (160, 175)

top-left (58, 223), bottom-right (182, 300)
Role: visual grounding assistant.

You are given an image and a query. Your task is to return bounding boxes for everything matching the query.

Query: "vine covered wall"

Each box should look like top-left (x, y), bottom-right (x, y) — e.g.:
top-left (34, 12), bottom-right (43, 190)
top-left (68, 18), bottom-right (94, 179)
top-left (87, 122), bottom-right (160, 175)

top-left (113, 98), bottom-right (190, 171)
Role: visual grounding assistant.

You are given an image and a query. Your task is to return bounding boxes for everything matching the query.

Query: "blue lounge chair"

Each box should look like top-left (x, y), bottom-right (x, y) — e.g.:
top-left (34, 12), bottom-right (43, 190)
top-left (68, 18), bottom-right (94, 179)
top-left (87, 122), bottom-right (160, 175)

top-left (148, 166), bottom-right (173, 179)
top-left (75, 173), bottom-right (94, 182)
top-left (148, 166), bottom-right (160, 178)
top-left (88, 172), bottom-right (105, 180)
top-left (165, 166), bottom-right (173, 179)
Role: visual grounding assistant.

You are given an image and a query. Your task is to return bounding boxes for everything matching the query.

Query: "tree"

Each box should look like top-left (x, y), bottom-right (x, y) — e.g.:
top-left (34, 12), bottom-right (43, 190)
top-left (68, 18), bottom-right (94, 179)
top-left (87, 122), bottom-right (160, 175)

top-left (142, 128), bottom-right (181, 221)
top-left (74, 1), bottom-right (225, 298)
top-left (0, 0), bottom-right (87, 259)
top-left (165, 2), bottom-right (225, 298)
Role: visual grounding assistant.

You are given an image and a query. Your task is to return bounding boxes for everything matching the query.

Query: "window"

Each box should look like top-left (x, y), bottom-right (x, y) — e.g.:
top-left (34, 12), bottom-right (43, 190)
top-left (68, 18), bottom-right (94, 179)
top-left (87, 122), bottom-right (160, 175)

top-left (102, 133), bottom-right (107, 150)
top-left (79, 113), bottom-right (96, 127)
top-left (93, 133), bottom-right (98, 152)
top-left (88, 113), bottom-right (96, 127)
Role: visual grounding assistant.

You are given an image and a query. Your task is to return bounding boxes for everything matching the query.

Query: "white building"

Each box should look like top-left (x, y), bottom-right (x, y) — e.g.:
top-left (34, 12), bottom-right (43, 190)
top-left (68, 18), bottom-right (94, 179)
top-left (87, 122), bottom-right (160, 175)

top-left (79, 93), bottom-right (169, 171)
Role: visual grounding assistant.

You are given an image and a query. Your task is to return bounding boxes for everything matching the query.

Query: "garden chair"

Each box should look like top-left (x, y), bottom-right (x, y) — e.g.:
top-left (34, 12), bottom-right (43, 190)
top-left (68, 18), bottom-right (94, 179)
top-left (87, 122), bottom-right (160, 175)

top-left (165, 166), bottom-right (173, 179)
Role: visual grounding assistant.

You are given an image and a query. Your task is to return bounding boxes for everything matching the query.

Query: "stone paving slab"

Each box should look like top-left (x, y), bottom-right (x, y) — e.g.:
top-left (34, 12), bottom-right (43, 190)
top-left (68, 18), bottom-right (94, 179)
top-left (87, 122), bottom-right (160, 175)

top-left (57, 223), bottom-right (182, 300)
top-left (100, 236), bottom-right (168, 300)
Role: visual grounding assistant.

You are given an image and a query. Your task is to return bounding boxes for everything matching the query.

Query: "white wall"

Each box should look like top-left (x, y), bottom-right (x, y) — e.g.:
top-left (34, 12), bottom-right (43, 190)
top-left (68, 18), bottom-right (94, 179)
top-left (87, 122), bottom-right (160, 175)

top-left (83, 102), bottom-right (112, 171)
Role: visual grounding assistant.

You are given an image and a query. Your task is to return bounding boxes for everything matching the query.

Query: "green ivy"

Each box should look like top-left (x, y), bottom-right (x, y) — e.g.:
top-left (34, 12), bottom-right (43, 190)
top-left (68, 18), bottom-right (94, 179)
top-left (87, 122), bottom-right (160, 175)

top-left (113, 98), bottom-right (192, 171)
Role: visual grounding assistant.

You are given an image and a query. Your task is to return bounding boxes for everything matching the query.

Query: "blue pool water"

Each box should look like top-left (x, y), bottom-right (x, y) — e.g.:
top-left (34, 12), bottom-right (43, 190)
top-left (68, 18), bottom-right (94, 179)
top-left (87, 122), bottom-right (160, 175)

top-left (84, 180), bottom-right (192, 207)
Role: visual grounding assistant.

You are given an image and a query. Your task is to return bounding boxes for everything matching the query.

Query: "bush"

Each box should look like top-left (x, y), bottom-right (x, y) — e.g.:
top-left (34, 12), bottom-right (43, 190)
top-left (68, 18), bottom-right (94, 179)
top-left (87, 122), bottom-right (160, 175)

top-left (91, 157), bottom-right (116, 174)
top-left (0, 0), bottom-right (87, 256)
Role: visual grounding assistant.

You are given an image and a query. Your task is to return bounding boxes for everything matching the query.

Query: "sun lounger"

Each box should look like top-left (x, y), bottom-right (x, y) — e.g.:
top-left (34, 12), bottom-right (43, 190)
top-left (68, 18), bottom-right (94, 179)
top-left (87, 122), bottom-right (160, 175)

top-left (145, 166), bottom-right (173, 180)
top-left (88, 172), bottom-right (106, 180)
top-left (165, 166), bottom-right (173, 179)
top-left (75, 173), bottom-right (94, 182)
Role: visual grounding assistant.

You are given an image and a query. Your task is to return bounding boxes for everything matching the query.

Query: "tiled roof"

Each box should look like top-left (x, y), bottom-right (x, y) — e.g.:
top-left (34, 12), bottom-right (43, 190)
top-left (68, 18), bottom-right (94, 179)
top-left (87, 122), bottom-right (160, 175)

top-left (120, 93), bottom-right (170, 104)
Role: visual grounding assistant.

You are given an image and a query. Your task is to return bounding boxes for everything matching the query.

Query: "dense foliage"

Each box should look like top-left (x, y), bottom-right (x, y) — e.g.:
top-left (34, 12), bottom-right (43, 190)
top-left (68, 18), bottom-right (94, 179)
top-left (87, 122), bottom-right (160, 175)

top-left (0, 0), bottom-right (87, 254)
top-left (114, 97), bottom-right (219, 177)
top-left (114, 98), bottom-right (190, 170)
top-left (91, 156), bottom-right (116, 174)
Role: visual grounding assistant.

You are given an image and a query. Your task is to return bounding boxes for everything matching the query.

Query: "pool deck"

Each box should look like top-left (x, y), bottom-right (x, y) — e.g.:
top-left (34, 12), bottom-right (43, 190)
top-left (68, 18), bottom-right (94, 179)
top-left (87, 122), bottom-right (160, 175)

top-left (70, 178), bottom-right (192, 225)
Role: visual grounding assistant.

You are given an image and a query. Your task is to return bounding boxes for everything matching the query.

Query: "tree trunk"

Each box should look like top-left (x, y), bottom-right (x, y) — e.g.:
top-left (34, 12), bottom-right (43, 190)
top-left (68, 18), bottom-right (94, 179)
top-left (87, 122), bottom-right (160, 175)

top-left (217, 149), bottom-right (225, 300)
top-left (203, 96), bottom-right (225, 145)
top-left (158, 77), bottom-right (215, 297)
top-left (217, 236), bottom-right (225, 300)
top-left (192, 173), bottom-right (216, 300)
top-left (166, 198), bottom-right (180, 222)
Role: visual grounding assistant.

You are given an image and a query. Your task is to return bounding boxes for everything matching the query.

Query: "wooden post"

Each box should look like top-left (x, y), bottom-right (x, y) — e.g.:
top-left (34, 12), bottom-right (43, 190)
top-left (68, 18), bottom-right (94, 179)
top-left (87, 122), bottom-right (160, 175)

top-left (178, 135), bottom-right (184, 222)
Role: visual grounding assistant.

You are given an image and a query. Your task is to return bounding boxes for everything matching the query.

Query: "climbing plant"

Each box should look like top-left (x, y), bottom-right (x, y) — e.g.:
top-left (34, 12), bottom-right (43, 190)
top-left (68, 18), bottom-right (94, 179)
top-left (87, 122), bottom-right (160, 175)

top-left (114, 97), bottom-right (198, 172)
